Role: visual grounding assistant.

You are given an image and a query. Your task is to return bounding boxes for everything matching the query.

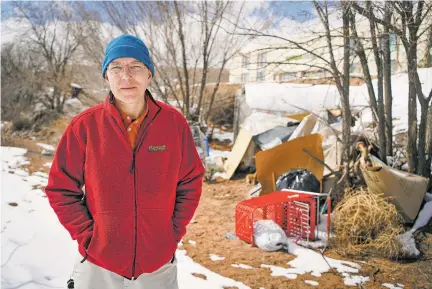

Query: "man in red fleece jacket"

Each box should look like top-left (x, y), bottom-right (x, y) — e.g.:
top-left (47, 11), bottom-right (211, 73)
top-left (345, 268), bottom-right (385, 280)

top-left (45, 34), bottom-right (205, 289)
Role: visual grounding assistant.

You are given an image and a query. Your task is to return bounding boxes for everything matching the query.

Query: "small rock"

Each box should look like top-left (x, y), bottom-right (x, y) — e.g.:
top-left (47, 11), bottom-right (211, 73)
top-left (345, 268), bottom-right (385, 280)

top-left (8, 202), bottom-right (18, 207)
top-left (225, 232), bottom-right (238, 240)
top-left (41, 150), bottom-right (53, 156)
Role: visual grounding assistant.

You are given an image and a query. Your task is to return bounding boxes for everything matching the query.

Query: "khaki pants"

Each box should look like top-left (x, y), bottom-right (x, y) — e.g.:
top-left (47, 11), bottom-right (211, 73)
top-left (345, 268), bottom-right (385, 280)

top-left (72, 253), bottom-right (179, 289)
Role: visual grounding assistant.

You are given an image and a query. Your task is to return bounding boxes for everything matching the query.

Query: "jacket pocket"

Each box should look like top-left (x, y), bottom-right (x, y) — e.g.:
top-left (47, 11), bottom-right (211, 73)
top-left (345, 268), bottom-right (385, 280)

top-left (137, 208), bottom-right (177, 251)
top-left (86, 211), bottom-right (134, 270)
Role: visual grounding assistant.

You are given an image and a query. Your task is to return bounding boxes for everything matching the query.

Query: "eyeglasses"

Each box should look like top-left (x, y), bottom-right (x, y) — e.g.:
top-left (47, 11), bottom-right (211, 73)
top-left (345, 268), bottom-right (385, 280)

top-left (108, 63), bottom-right (146, 76)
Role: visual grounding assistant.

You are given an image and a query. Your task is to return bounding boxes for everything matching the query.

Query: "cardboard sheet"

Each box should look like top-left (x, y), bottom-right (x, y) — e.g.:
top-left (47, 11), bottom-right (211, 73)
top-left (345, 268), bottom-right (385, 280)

top-left (255, 133), bottom-right (324, 195)
top-left (361, 155), bottom-right (429, 222)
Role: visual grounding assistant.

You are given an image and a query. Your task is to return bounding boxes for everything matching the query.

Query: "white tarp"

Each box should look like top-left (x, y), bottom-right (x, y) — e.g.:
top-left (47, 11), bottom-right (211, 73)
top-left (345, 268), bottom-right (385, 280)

top-left (242, 111), bottom-right (298, 136)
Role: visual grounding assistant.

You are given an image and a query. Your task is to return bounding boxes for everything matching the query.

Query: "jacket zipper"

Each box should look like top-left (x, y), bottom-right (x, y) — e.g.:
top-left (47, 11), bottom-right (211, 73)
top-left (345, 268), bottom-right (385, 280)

top-left (117, 100), bottom-right (162, 280)
top-left (130, 150), bottom-right (137, 280)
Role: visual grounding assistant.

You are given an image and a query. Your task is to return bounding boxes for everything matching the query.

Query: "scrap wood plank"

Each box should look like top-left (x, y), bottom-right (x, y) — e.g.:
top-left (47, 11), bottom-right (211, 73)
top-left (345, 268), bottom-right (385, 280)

top-left (256, 133), bottom-right (325, 195)
top-left (223, 128), bottom-right (253, 179)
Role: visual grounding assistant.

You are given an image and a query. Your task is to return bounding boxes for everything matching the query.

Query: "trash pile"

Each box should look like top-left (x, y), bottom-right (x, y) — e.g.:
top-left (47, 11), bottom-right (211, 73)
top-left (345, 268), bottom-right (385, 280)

top-left (209, 104), bottom-right (432, 259)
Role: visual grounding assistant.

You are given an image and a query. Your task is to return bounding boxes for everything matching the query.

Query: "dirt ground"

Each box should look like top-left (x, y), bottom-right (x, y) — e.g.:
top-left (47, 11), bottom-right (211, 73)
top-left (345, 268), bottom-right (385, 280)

top-left (3, 130), bottom-right (432, 289)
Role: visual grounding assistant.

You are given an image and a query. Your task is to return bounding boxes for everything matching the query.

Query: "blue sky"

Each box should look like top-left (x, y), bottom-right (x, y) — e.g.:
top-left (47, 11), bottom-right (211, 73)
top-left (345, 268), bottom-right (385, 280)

top-left (1, 1), bottom-right (316, 24)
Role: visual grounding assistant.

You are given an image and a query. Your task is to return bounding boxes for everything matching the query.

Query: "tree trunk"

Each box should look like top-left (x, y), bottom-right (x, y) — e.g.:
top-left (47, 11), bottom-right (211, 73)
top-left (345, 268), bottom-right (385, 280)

top-left (367, 1), bottom-right (386, 163)
top-left (173, 2), bottom-right (190, 120)
top-left (206, 59), bottom-right (228, 124)
top-left (383, 5), bottom-right (393, 157)
top-left (425, 102), bottom-right (432, 178)
top-left (418, 103), bottom-right (429, 176)
top-left (196, 1), bottom-right (209, 119)
top-left (349, 11), bottom-right (379, 125)
top-left (420, 25), bottom-right (432, 67)
top-left (342, 2), bottom-right (352, 185)
top-left (406, 44), bottom-right (418, 173)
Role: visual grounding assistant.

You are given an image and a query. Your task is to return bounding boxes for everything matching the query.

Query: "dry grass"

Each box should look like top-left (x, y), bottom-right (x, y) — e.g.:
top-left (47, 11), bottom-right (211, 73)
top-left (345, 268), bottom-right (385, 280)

top-left (332, 188), bottom-right (406, 259)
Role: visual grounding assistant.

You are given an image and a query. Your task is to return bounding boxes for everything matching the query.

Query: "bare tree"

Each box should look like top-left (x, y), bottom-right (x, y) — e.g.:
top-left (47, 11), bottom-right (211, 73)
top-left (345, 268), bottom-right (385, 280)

top-left (11, 1), bottom-right (89, 113)
top-left (195, 1), bottom-right (229, 119)
top-left (349, 10), bottom-right (383, 157)
top-left (365, 1), bottom-right (387, 163)
top-left (341, 1), bottom-right (352, 181)
top-left (352, 0), bottom-right (432, 176)
top-left (1, 43), bottom-right (41, 121)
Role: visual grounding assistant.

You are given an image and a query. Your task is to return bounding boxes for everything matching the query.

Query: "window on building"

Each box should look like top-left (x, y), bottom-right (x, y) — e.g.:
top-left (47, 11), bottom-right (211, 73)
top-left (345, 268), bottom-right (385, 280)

top-left (242, 55), bottom-right (249, 68)
top-left (257, 71), bottom-right (265, 81)
top-left (350, 62), bottom-right (360, 74)
top-left (280, 72), bottom-right (296, 81)
top-left (257, 52), bottom-right (266, 68)
top-left (389, 33), bottom-right (397, 52)
top-left (391, 59), bottom-right (397, 73)
top-left (241, 73), bottom-right (249, 82)
top-left (349, 39), bottom-right (356, 56)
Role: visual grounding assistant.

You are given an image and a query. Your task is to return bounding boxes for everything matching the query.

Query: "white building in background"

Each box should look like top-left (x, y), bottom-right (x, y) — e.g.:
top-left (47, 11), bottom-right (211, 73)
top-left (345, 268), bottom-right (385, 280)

top-left (229, 17), bottom-right (432, 84)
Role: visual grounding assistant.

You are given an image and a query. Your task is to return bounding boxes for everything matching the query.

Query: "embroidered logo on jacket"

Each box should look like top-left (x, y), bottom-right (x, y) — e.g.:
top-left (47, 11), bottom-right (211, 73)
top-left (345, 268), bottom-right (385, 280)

top-left (148, 145), bottom-right (167, 152)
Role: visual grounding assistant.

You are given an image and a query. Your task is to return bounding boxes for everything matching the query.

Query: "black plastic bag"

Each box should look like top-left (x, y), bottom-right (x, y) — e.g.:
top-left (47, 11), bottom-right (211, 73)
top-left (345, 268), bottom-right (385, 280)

top-left (275, 168), bottom-right (320, 193)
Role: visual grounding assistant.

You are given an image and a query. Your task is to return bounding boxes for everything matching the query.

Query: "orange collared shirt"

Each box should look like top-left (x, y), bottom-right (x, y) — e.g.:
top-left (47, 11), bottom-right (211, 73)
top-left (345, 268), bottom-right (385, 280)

top-left (119, 100), bottom-right (149, 149)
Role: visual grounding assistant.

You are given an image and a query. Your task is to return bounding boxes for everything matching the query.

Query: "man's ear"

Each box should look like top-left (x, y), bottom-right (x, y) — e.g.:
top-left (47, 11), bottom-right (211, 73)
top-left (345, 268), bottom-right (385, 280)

top-left (105, 73), bottom-right (110, 84)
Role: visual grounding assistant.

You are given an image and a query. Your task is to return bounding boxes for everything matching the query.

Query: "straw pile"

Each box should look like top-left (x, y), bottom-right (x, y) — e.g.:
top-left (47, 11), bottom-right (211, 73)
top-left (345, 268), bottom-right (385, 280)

top-left (332, 188), bottom-right (405, 258)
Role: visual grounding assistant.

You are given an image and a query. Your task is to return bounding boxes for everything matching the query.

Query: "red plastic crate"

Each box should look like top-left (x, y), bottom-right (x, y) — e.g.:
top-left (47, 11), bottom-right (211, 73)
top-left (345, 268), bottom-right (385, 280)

top-left (235, 191), bottom-right (316, 245)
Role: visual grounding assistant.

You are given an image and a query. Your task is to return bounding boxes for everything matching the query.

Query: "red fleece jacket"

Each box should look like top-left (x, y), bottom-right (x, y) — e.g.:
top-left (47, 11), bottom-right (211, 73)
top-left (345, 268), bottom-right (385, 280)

top-left (45, 91), bottom-right (205, 279)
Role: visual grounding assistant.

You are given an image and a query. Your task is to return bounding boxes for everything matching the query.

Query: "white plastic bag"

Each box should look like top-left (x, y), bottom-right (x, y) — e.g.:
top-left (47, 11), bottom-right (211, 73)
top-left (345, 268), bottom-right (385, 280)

top-left (253, 220), bottom-right (289, 252)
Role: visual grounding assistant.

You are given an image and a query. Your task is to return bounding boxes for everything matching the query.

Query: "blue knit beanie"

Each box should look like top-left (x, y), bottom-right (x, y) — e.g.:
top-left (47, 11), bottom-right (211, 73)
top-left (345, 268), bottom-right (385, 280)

top-left (101, 34), bottom-right (155, 77)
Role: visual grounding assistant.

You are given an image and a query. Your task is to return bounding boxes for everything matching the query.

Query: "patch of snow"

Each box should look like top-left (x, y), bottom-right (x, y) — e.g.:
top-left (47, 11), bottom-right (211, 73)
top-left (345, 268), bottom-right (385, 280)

top-left (342, 274), bottom-right (369, 286)
top-left (261, 265), bottom-right (298, 279)
top-left (209, 149), bottom-right (231, 159)
top-left (36, 143), bottom-right (55, 151)
top-left (212, 172), bottom-right (227, 179)
top-left (304, 280), bottom-right (319, 286)
top-left (44, 162), bottom-right (53, 167)
top-left (231, 264), bottom-right (255, 270)
top-left (210, 254), bottom-right (225, 261)
top-left (382, 283), bottom-right (404, 289)
top-left (188, 240), bottom-right (197, 246)
top-left (210, 128), bottom-right (234, 143)
top-left (261, 240), bottom-right (363, 282)
top-left (176, 249), bottom-right (251, 288)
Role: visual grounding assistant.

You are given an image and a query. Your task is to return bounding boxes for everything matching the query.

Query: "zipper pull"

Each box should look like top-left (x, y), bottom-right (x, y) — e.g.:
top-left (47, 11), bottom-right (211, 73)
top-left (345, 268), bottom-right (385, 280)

top-left (130, 153), bottom-right (136, 173)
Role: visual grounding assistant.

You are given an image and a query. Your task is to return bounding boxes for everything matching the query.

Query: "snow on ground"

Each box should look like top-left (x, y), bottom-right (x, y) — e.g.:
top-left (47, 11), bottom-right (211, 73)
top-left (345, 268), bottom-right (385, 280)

top-left (304, 280), bottom-right (319, 286)
top-left (210, 128), bottom-right (234, 143)
top-left (209, 148), bottom-right (231, 159)
top-left (210, 254), bottom-right (225, 261)
top-left (232, 264), bottom-right (255, 270)
top-left (36, 143), bottom-right (55, 151)
top-left (382, 283), bottom-right (404, 289)
top-left (188, 240), bottom-right (197, 246)
top-left (260, 240), bottom-right (370, 286)
top-left (0, 146), bottom-right (251, 289)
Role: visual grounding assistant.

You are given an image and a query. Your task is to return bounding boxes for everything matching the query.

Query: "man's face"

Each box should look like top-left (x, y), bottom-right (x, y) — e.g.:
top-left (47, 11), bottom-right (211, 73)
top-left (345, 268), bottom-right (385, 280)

top-left (105, 57), bottom-right (152, 104)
